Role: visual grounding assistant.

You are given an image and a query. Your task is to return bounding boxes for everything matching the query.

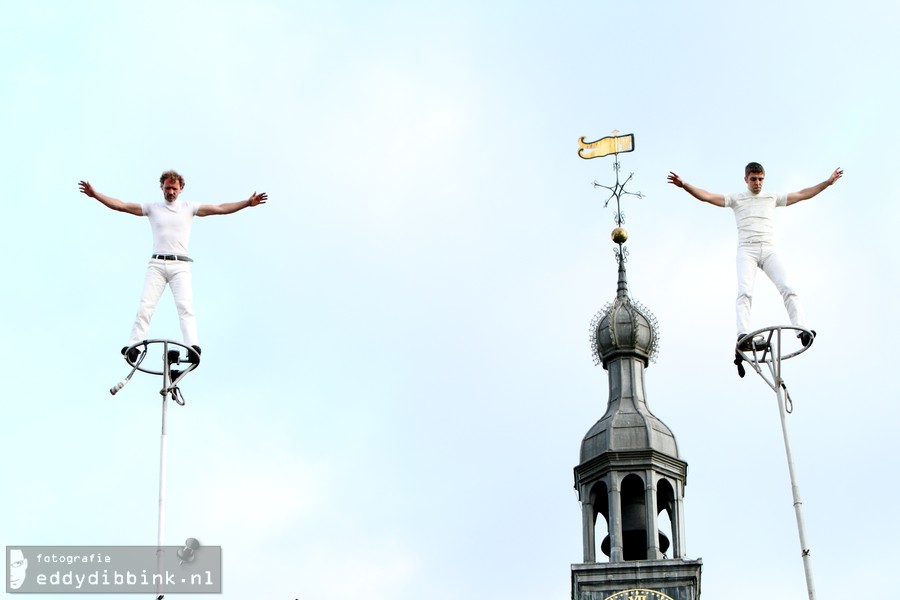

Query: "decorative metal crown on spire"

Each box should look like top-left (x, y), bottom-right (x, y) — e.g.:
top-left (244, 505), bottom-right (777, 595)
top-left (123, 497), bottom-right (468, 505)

top-left (578, 131), bottom-right (659, 365)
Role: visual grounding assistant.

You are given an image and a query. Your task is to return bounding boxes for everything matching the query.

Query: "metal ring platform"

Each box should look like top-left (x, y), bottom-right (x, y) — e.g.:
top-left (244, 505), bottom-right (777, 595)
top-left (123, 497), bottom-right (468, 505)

top-left (736, 325), bottom-right (814, 365)
top-left (123, 339), bottom-right (200, 376)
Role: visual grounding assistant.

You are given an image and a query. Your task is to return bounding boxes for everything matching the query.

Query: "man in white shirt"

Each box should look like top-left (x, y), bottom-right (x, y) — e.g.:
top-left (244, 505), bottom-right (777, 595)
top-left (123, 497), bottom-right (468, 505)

top-left (667, 163), bottom-right (842, 375)
top-left (79, 170), bottom-right (267, 362)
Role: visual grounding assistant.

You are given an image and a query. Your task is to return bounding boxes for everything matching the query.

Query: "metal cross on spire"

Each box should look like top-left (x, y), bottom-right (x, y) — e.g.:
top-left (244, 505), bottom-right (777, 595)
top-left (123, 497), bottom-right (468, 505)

top-left (578, 130), bottom-right (643, 262)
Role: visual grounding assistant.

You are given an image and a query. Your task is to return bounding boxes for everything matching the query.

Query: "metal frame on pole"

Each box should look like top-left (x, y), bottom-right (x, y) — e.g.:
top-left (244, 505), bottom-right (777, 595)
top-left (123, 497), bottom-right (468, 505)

top-left (737, 325), bottom-right (817, 600)
top-left (114, 339), bottom-right (199, 600)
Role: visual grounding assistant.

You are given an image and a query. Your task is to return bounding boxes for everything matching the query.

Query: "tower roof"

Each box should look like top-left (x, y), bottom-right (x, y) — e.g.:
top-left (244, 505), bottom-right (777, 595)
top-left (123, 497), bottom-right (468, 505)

top-left (581, 257), bottom-right (678, 463)
top-left (591, 256), bottom-right (659, 368)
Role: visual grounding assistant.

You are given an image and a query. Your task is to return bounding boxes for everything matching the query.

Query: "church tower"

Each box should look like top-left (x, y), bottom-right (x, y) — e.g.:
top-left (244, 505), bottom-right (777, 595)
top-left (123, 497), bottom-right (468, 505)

top-left (573, 133), bottom-right (702, 600)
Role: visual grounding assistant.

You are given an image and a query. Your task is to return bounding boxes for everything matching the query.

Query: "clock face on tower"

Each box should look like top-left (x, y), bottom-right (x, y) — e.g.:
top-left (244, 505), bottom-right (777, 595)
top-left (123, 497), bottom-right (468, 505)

top-left (605, 589), bottom-right (675, 600)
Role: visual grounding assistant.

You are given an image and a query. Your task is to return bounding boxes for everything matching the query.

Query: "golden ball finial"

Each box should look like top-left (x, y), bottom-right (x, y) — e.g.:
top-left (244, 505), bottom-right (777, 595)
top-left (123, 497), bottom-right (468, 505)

top-left (611, 227), bottom-right (628, 244)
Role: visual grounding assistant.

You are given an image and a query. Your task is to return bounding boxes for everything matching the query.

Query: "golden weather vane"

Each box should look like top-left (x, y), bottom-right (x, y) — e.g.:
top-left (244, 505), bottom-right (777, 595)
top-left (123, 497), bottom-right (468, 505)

top-left (577, 129), bottom-right (634, 159)
top-left (578, 130), bottom-right (642, 260)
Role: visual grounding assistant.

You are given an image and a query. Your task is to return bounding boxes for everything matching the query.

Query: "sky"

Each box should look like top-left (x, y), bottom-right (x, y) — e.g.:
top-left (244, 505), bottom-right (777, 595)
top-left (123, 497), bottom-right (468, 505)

top-left (2, 1), bottom-right (899, 598)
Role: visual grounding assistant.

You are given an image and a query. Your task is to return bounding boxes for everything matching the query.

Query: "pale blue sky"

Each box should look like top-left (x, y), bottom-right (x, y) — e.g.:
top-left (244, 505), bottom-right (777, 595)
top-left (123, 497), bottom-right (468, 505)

top-left (2, 1), bottom-right (898, 598)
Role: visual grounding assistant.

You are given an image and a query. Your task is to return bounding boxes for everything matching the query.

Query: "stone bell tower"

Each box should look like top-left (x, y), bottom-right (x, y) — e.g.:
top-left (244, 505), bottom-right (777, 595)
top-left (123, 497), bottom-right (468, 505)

top-left (573, 132), bottom-right (702, 600)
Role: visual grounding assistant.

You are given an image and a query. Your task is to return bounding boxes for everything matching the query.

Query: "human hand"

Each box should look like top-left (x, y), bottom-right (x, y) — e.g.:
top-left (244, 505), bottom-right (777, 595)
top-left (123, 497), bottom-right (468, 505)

top-left (248, 192), bottom-right (268, 207)
top-left (829, 168), bottom-right (843, 185)
top-left (78, 180), bottom-right (97, 198)
top-left (667, 172), bottom-right (684, 188)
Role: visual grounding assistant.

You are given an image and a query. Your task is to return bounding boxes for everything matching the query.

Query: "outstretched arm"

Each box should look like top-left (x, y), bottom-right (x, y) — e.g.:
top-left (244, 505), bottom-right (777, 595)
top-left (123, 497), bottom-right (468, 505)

top-left (197, 192), bottom-right (268, 217)
top-left (786, 168), bottom-right (843, 206)
top-left (667, 172), bottom-right (725, 207)
top-left (78, 181), bottom-right (143, 216)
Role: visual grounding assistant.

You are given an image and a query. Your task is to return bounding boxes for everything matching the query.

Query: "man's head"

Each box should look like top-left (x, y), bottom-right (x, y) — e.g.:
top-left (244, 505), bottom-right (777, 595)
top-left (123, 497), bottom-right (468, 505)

top-left (159, 170), bottom-right (185, 203)
top-left (744, 161), bottom-right (765, 195)
top-left (9, 549), bottom-right (27, 590)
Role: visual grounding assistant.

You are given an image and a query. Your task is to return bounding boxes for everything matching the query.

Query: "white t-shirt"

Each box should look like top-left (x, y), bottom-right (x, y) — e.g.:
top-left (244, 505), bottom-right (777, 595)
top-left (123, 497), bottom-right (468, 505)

top-left (723, 191), bottom-right (788, 245)
top-left (141, 200), bottom-right (200, 255)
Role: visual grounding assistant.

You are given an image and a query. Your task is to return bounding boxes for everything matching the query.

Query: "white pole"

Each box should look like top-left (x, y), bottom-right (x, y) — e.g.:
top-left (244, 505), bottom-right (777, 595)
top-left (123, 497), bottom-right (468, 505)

top-left (156, 343), bottom-right (170, 599)
top-left (158, 395), bottom-right (168, 544)
top-left (773, 334), bottom-right (816, 599)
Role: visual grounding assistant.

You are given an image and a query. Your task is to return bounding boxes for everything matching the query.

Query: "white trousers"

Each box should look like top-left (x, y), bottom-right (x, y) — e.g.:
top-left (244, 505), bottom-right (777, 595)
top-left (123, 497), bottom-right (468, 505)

top-left (128, 259), bottom-right (199, 347)
top-left (735, 244), bottom-right (807, 334)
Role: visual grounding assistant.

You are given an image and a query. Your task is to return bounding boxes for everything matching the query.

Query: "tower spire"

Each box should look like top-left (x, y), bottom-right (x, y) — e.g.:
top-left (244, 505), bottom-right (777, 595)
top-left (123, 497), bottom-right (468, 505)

top-left (615, 251), bottom-right (628, 300)
top-left (571, 132), bottom-right (701, 599)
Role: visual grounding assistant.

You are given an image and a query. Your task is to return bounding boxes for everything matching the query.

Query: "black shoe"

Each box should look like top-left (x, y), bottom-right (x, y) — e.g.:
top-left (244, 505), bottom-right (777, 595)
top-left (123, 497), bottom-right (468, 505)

top-left (733, 350), bottom-right (745, 378)
top-left (188, 345), bottom-right (202, 364)
top-left (121, 346), bottom-right (139, 363)
top-left (798, 329), bottom-right (816, 347)
top-left (167, 349), bottom-right (180, 365)
top-left (738, 333), bottom-right (767, 352)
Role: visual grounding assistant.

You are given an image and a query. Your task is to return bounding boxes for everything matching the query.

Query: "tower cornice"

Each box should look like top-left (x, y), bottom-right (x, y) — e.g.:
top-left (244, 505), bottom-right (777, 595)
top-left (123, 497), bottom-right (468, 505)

top-left (573, 449), bottom-right (688, 495)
